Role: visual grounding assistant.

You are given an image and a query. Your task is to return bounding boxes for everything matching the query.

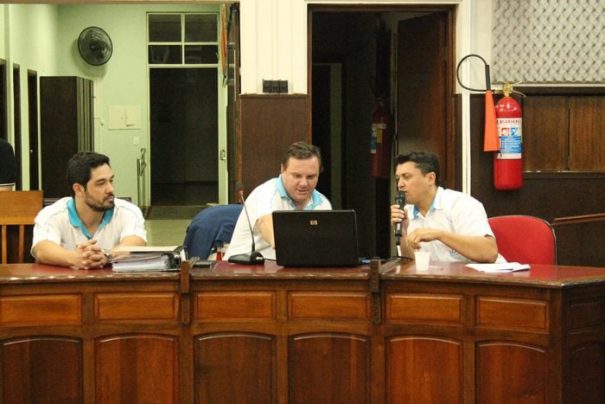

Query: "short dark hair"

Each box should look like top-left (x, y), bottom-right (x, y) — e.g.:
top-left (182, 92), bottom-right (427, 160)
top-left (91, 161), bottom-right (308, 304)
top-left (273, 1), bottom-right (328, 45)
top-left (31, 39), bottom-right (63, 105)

top-left (281, 141), bottom-right (323, 172)
top-left (395, 151), bottom-right (440, 185)
top-left (67, 152), bottom-right (111, 196)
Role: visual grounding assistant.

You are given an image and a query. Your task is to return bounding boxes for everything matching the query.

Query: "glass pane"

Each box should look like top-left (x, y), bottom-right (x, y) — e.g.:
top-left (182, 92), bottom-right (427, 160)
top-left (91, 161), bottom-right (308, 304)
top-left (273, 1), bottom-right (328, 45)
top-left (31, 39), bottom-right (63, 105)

top-left (149, 14), bottom-right (181, 42)
top-left (185, 14), bottom-right (217, 42)
top-left (185, 45), bottom-right (218, 64)
top-left (148, 45), bottom-right (182, 64)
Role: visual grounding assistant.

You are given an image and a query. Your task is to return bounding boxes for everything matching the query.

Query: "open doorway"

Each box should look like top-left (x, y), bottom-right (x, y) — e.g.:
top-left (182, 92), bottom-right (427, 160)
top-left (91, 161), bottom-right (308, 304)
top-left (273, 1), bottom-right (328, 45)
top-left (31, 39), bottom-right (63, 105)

top-left (310, 6), bottom-right (455, 258)
top-left (149, 67), bottom-right (218, 208)
top-left (146, 11), bottom-right (226, 220)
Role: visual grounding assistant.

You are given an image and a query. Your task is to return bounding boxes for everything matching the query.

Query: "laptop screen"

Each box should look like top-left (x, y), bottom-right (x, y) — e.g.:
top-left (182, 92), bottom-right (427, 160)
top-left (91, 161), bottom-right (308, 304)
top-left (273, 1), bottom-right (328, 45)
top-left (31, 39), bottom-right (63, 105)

top-left (272, 210), bottom-right (360, 267)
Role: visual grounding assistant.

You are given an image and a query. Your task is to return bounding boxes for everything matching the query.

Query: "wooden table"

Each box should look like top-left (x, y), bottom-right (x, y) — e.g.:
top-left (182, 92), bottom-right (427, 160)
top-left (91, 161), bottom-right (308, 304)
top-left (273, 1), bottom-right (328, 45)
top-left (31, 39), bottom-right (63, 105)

top-left (1, 260), bottom-right (604, 403)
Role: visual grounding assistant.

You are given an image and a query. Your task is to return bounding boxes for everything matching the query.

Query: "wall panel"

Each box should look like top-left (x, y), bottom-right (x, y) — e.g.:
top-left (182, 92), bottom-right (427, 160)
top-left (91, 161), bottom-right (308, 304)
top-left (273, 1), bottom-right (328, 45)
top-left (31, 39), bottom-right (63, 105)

top-left (237, 94), bottom-right (309, 193)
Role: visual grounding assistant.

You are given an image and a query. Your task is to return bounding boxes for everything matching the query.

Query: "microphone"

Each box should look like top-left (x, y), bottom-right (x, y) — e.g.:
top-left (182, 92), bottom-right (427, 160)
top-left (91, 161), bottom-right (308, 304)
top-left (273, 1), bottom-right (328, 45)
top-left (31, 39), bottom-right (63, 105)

top-left (228, 184), bottom-right (265, 265)
top-left (394, 191), bottom-right (406, 239)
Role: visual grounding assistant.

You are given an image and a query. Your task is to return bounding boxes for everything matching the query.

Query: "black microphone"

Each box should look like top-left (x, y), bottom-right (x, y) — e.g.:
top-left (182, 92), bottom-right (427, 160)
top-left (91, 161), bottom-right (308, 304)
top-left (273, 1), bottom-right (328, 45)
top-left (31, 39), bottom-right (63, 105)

top-left (394, 191), bottom-right (406, 239)
top-left (228, 185), bottom-right (265, 265)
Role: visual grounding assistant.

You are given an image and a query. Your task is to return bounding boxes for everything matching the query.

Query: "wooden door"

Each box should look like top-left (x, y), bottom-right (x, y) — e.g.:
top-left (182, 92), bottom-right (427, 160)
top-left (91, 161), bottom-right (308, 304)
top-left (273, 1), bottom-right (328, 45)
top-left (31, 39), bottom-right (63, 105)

top-left (40, 77), bottom-right (94, 197)
top-left (397, 13), bottom-right (454, 188)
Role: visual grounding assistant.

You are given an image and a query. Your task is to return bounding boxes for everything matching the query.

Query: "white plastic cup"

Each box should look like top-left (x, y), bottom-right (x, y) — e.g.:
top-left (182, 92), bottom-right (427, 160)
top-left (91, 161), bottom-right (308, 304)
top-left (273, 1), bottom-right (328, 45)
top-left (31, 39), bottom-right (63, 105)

top-left (414, 251), bottom-right (431, 271)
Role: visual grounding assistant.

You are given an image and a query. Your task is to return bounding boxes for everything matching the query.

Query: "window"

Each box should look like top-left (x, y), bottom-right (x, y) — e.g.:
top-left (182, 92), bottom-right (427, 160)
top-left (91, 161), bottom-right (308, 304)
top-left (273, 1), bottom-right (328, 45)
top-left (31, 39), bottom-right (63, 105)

top-left (148, 13), bottom-right (218, 65)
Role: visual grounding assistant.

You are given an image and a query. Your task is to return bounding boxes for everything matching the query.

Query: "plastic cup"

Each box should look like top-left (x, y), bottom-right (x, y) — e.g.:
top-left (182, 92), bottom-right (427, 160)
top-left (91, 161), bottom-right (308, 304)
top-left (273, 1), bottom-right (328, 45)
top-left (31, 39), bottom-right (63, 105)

top-left (414, 251), bottom-right (431, 271)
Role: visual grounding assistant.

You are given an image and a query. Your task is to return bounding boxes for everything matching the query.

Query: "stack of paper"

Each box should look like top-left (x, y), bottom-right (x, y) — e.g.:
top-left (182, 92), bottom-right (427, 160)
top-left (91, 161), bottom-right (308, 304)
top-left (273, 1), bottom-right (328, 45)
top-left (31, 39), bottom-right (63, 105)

top-left (111, 246), bottom-right (183, 272)
top-left (466, 262), bottom-right (531, 273)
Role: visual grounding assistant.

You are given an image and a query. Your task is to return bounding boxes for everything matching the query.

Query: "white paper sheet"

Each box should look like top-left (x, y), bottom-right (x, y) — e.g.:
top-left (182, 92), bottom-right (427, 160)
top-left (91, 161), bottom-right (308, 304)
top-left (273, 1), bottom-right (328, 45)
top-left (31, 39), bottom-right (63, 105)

top-left (466, 262), bottom-right (531, 273)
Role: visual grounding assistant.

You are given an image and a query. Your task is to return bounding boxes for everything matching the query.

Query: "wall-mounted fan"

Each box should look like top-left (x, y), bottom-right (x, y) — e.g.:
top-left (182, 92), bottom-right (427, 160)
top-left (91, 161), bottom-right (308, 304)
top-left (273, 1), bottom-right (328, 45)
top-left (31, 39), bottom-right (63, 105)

top-left (77, 26), bottom-right (113, 66)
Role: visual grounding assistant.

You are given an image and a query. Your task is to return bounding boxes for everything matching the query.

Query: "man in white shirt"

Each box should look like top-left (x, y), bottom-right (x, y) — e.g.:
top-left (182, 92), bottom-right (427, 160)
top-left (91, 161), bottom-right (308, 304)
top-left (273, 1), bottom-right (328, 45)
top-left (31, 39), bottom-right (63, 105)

top-left (32, 152), bottom-right (147, 269)
top-left (225, 141), bottom-right (332, 261)
top-left (390, 151), bottom-right (501, 263)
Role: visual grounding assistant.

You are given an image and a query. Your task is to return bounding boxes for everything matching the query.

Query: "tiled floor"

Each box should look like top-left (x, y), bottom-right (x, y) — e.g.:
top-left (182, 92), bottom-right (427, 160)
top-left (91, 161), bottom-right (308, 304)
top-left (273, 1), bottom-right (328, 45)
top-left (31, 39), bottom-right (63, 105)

top-left (145, 219), bottom-right (191, 246)
top-left (144, 181), bottom-right (214, 247)
top-left (144, 204), bottom-right (206, 246)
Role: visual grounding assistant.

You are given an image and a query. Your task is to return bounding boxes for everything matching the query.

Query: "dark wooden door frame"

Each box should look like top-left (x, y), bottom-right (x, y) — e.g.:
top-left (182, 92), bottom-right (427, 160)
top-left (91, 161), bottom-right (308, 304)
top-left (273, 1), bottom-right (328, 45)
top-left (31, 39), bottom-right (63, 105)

top-left (27, 70), bottom-right (39, 190)
top-left (0, 60), bottom-right (7, 142)
top-left (12, 64), bottom-right (21, 190)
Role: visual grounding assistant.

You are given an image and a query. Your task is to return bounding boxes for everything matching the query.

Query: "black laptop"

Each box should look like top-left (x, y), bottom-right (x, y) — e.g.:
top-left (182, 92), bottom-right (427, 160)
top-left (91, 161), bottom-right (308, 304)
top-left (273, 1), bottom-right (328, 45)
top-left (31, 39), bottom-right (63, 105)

top-left (272, 210), bottom-right (360, 267)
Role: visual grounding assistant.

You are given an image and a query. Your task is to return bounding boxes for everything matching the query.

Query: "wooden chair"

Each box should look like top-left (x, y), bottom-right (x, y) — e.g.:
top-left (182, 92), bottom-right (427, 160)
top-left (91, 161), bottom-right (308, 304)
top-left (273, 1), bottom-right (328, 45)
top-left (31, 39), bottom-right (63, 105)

top-left (0, 191), bottom-right (43, 264)
top-left (488, 215), bottom-right (557, 264)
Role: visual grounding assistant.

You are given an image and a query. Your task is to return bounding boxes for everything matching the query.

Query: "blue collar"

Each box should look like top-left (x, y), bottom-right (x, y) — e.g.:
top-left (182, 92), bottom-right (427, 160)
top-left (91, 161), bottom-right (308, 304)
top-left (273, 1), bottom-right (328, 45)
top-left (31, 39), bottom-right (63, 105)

top-left (412, 187), bottom-right (442, 218)
top-left (67, 198), bottom-right (114, 239)
top-left (276, 176), bottom-right (323, 210)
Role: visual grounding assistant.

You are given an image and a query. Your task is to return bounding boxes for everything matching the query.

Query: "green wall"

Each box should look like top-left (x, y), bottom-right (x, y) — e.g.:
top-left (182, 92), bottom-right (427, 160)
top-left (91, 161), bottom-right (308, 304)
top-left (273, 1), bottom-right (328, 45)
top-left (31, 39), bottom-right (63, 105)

top-left (1, 4), bottom-right (59, 188)
top-left (2, 3), bottom-right (221, 203)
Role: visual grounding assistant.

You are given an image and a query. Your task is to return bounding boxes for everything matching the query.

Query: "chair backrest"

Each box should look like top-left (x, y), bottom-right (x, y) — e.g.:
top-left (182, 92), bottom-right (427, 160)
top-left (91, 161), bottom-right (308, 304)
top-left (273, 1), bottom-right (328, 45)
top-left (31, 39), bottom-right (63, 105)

top-left (488, 215), bottom-right (557, 264)
top-left (183, 204), bottom-right (243, 259)
top-left (0, 191), bottom-right (43, 264)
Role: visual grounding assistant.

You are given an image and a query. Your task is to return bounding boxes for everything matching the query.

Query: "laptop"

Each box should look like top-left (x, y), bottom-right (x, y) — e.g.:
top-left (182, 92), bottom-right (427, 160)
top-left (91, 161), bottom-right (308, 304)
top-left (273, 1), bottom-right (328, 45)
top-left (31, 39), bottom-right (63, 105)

top-left (272, 210), bottom-right (360, 267)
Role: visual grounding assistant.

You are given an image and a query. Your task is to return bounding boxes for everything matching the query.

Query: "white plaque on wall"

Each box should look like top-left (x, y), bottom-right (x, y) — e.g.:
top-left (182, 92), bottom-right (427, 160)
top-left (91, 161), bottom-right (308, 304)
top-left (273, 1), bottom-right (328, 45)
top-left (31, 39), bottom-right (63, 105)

top-left (108, 105), bottom-right (141, 130)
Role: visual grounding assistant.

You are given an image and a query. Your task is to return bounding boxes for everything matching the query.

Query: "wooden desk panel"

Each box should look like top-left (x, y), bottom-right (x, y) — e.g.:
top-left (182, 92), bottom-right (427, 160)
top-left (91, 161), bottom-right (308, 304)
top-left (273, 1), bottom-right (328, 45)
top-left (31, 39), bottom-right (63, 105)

top-left (386, 336), bottom-right (462, 404)
top-left (386, 293), bottom-right (463, 323)
top-left (381, 261), bottom-right (605, 404)
top-left (94, 292), bottom-right (179, 321)
top-left (189, 264), bottom-right (372, 404)
top-left (1, 260), bottom-right (604, 403)
top-left (288, 291), bottom-right (370, 320)
top-left (194, 332), bottom-right (275, 403)
top-left (195, 291), bottom-right (276, 320)
top-left (0, 294), bottom-right (81, 326)
top-left (476, 296), bottom-right (549, 332)
top-left (0, 264), bottom-right (181, 404)
top-left (1, 336), bottom-right (83, 404)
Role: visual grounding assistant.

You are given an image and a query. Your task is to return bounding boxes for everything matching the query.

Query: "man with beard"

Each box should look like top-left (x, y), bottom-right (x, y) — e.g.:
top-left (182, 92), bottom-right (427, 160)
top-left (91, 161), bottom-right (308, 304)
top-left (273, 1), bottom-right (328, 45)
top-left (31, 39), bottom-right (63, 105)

top-left (224, 141), bottom-right (331, 261)
top-left (32, 152), bottom-right (146, 269)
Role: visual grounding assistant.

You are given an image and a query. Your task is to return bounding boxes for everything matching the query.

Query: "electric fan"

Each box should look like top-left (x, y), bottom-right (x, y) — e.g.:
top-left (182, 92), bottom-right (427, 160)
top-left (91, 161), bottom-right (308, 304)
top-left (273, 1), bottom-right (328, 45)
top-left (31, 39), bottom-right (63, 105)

top-left (77, 26), bottom-right (113, 66)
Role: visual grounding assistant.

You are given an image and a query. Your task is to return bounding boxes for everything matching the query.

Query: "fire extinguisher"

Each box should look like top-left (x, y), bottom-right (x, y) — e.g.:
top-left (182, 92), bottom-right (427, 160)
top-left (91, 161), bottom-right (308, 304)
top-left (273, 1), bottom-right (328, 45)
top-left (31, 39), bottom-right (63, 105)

top-left (370, 97), bottom-right (393, 178)
top-left (494, 84), bottom-right (523, 190)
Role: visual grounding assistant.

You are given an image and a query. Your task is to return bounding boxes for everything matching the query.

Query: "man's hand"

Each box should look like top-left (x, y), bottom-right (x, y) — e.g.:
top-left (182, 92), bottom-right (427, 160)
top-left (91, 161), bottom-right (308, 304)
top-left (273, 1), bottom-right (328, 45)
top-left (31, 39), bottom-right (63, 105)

top-left (71, 240), bottom-right (109, 270)
top-left (406, 228), bottom-right (441, 250)
top-left (406, 228), bottom-right (499, 263)
top-left (34, 239), bottom-right (109, 270)
top-left (390, 204), bottom-right (408, 232)
top-left (257, 214), bottom-right (275, 248)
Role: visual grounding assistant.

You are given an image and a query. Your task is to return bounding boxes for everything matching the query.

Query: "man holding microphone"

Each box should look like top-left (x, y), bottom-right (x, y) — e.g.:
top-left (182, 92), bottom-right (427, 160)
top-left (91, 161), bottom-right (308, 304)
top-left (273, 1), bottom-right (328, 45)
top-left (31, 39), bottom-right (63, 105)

top-left (390, 151), bottom-right (502, 263)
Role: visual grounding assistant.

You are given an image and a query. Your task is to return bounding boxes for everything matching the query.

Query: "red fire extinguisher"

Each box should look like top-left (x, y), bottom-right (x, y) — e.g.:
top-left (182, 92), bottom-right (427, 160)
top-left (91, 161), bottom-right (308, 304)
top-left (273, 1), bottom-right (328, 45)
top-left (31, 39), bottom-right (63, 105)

top-left (494, 84), bottom-right (523, 190)
top-left (370, 97), bottom-right (393, 178)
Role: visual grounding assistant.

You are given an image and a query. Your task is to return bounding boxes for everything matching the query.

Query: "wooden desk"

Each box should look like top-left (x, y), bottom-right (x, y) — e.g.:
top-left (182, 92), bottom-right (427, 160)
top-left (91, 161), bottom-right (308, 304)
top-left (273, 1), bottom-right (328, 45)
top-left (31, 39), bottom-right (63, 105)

top-left (1, 261), bottom-right (604, 403)
top-left (380, 263), bottom-right (605, 403)
top-left (0, 265), bottom-right (181, 403)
